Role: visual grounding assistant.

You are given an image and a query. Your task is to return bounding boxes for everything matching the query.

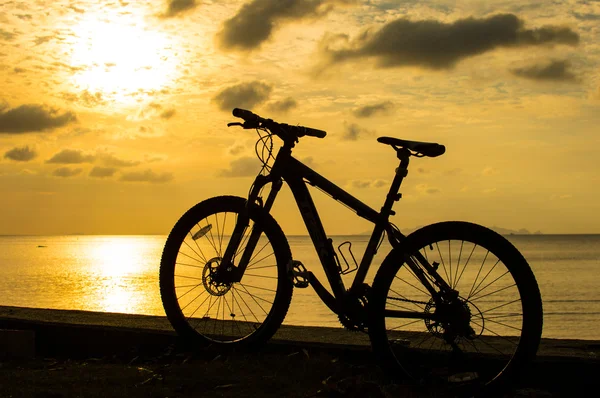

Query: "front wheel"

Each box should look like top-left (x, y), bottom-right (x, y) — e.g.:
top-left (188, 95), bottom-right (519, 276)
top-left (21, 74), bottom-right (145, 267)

top-left (369, 221), bottom-right (543, 396)
top-left (160, 196), bottom-right (293, 348)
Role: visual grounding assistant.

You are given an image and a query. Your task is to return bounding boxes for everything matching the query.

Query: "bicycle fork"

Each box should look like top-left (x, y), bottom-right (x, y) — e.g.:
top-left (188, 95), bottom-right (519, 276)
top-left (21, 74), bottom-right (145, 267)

top-left (215, 175), bottom-right (283, 284)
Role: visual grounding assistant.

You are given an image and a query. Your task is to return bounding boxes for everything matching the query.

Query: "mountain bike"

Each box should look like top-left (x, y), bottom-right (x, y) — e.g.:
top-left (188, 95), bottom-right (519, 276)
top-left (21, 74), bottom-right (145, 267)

top-left (159, 108), bottom-right (543, 396)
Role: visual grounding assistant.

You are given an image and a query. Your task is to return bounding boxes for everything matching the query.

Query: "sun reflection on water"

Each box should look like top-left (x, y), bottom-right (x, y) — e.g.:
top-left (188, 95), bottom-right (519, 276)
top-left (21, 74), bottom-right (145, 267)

top-left (87, 237), bottom-right (161, 314)
top-left (90, 239), bottom-right (144, 277)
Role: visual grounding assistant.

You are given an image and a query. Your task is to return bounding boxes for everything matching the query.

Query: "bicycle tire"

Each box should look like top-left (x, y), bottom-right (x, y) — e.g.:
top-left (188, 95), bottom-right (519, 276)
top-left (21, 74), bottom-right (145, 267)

top-left (160, 195), bottom-right (293, 348)
top-left (369, 221), bottom-right (543, 397)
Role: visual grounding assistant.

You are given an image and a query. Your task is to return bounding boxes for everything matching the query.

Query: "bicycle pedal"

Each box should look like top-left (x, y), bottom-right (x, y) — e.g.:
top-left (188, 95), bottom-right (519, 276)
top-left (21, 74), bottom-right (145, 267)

top-left (287, 260), bottom-right (310, 288)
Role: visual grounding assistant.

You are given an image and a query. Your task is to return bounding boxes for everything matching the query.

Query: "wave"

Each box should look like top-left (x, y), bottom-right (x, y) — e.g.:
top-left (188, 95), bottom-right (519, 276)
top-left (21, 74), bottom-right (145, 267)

top-left (544, 312), bottom-right (600, 316)
top-left (544, 299), bottom-right (600, 303)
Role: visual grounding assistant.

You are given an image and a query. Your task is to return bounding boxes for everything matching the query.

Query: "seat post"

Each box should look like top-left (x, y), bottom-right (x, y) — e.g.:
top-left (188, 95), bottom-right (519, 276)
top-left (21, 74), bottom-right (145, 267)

top-left (380, 148), bottom-right (411, 217)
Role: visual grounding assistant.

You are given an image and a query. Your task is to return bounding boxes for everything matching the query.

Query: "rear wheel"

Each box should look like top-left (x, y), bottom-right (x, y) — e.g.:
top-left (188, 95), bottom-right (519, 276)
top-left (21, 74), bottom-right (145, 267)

top-left (160, 196), bottom-right (293, 348)
top-left (369, 222), bottom-right (543, 396)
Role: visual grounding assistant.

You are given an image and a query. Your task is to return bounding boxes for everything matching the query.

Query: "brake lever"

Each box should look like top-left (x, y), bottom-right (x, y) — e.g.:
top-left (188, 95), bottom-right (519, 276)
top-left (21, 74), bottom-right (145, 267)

top-left (227, 121), bottom-right (261, 129)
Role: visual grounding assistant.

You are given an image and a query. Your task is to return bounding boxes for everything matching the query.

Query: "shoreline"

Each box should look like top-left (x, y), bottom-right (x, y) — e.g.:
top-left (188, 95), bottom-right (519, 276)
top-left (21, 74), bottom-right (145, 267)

top-left (1, 306), bottom-right (599, 397)
top-left (1, 305), bottom-right (599, 359)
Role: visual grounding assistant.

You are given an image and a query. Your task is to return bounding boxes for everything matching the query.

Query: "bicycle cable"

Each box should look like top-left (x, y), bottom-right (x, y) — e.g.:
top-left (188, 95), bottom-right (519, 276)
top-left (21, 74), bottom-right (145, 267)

top-left (255, 127), bottom-right (274, 173)
top-left (377, 228), bottom-right (385, 251)
top-left (247, 127), bottom-right (275, 202)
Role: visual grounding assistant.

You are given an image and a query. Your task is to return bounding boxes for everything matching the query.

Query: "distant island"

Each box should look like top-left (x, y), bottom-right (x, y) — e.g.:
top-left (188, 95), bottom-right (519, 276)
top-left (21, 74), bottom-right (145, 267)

top-left (488, 226), bottom-right (543, 236)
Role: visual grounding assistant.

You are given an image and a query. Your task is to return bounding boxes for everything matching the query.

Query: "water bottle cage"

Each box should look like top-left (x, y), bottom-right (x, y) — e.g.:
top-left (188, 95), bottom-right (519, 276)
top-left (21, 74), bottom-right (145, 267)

top-left (337, 241), bottom-right (358, 275)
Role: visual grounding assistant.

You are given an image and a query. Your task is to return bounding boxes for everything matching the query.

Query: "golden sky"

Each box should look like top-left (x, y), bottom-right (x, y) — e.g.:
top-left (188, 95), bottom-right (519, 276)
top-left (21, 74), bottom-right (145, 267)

top-left (1, 0), bottom-right (599, 235)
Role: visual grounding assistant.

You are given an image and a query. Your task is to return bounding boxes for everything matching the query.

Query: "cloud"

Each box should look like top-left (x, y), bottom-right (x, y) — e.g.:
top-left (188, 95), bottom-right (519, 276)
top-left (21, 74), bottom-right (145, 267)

top-left (217, 0), bottom-right (356, 51)
top-left (120, 169), bottom-right (173, 183)
top-left (130, 125), bottom-right (165, 138)
top-left (61, 90), bottom-right (106, 107)
top-left (160, 0), bottom-right (199, 18)
top-left (267, 97), bottom-right (298, 113)
top-left (52, 167), bottom-right (83, 178)
top-left (572, 12), bottom-right (600, 21)
top-left (80, 91), bottom-right (107, 106)
top-left (98, 153), bottom-right (140, 167)
top-left (321, 14), bottom-right (579, 70)
top-left (68, 4), bottom-right (85, 13)
top-left (0, 104), bottom-right (77, 133)
top-left (160, 109), bottom-right (176, 119)
top-left (353, 101), bottom-right (394, 118)
top-left (350, 179), bottom-right (388, 189)
top-left (135, 103), bottom-right (161, 119)
top-left (342, 122), bottom-right (371, 141)
top-left (352, 180), bottom-right (371, 189)
top-left (89, 167), bottom-right (117, 178)
top-left (373, 179), bottom-right (387, 188)
top-left (302, 156), bottom-right (315, 167)
top-left (416, 183), bottom-right (441, 195)
top-left (144, 154), bottom-right (167, 164)
top-left (0, 28), bottom-right (16, 41)
top-left (131, 102), bottom-right (176, 120)
top-left (46, 149), bottom-right (95, 164)
top-left (4, 146), bottom-right (37, 162)
top-left (218, 156), bottom-right (260, 177)
top-left (228, 143), bottom-right (246, 156)
top-left (50, 61), bottom-right (86, 73)
top-left (510, 60), bottom-right (579, 82)
top-left (212, 81), bottom-right (272, 111)
top-left (34, 35), bottom-right (54, 46)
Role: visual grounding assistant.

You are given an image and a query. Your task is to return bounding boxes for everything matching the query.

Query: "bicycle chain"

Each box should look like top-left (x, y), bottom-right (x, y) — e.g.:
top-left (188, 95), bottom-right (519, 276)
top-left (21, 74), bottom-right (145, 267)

top-left (387, 296), bottom-right (431, 306)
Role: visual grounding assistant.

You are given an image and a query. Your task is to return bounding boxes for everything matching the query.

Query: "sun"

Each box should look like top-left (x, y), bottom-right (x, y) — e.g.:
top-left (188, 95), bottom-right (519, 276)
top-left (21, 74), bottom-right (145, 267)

top-left (67, 12), bottom-right (180, 102)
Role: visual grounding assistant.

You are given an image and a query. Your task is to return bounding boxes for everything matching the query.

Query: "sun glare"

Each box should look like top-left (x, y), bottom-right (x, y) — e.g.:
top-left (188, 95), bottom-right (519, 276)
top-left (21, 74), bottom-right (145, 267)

top-left (68, 13), bottom-right (180, 102)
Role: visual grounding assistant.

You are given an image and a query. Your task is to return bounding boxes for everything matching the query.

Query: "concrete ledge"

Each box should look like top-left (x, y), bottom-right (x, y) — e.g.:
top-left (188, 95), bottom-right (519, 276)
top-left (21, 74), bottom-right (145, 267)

top-left (0, 305), bottom-right (599, 364)
top-left (1, 306), bottom-right (598, 397)
top-left (0, 328), bottom-right (35, 359)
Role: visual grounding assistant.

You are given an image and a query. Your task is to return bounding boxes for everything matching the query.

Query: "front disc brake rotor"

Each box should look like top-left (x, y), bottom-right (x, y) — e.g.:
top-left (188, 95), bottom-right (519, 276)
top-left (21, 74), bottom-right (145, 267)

top-left (202, 257), bottom-right (232, 296)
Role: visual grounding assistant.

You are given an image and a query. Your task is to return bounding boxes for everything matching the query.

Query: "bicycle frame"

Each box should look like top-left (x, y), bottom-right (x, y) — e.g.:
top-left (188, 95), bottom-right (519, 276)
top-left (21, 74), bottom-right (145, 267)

top-left (220, 140), bottom-right (453, 317)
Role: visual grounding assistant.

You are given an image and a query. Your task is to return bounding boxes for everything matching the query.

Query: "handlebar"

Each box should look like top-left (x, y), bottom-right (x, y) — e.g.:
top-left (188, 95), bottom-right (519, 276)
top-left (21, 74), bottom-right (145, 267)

top-left (230, 108), bottom-right (327, 141)
top-left (232, 108), bottom-right (260, 122)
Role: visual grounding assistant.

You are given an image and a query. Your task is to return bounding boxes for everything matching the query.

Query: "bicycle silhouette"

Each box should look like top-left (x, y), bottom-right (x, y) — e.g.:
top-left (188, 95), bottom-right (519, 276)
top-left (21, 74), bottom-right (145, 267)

top-left (160, 108), bottom-right (543, 397)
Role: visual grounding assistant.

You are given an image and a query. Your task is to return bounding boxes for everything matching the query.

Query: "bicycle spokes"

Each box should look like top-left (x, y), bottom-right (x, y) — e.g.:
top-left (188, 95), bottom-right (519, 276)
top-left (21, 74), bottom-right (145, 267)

top-left (371, 222), bottom-right (541, 394)
top-left (163, 200), bottom-right (289, 344)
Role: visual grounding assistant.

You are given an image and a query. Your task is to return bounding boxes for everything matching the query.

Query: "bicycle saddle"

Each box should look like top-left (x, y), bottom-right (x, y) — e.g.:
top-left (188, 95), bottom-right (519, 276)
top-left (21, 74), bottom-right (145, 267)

top-left (377, 137), bottom-right (445, 157)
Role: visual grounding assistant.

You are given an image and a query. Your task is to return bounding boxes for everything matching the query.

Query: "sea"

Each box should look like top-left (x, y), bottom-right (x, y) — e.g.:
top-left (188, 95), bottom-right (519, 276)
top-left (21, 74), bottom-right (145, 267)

top-left (0, 234), bottom-right (598, 341)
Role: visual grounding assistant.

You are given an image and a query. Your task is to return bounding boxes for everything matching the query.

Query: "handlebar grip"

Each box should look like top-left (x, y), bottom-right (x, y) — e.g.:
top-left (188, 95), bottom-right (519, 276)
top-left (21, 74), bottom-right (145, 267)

top-left (303, 127), bottom-right (327, 139)
top-left (232, 108), bottom-right (259, 121)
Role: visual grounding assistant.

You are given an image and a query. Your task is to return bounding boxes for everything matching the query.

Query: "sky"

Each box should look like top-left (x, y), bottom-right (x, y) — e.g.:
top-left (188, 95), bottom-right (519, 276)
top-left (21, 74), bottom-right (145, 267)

top-left (1, 0), bottom-right (599, 235)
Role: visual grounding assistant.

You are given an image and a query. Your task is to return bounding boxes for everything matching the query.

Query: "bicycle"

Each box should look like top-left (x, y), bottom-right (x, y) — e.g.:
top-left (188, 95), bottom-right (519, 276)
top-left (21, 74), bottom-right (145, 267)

top-left (159, 108), bottom-right (543, 397)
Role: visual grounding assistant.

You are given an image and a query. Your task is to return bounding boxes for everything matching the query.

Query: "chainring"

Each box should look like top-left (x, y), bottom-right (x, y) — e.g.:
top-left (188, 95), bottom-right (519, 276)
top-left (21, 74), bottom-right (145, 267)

top-left (338, 313), bottom-right (367, 332)
top-left (337, 285), bottom-right (370, 332)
